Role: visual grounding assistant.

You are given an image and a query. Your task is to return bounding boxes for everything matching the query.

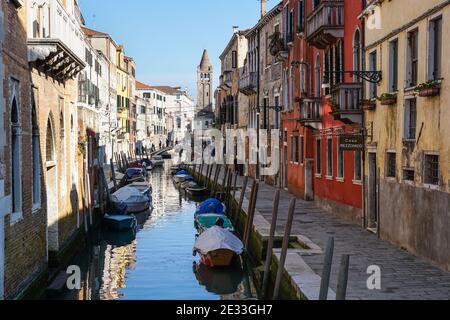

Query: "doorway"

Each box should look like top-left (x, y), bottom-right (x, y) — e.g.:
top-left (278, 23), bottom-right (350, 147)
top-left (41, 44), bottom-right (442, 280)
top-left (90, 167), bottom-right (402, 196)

top-left (367, 152), bottom-right (378, 231)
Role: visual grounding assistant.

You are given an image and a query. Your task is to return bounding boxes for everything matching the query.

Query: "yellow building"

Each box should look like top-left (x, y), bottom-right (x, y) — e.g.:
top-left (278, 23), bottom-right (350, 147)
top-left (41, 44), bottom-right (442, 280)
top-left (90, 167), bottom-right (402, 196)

top-left (116, 46), bottom-right (130, 153)
top-left (362, 0), bottom-right (450, 271)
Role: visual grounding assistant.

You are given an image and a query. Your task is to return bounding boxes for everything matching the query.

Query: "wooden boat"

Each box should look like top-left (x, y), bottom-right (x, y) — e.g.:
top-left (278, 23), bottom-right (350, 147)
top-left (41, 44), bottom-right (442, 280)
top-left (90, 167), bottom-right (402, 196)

top-left (180, 180), bottom-right (198, 190)
top-left (151, 155), bottom-right (164, 167)
top-left (111, 186), bottom-right (152, 213)
top-left (186, 184), bottom-right (207, 196)
top-left (201, 249), bottom-right (236, 268)
top-left (195, 214), bottom-right (234, 233)
top-left (103, 214), bottom-right (137, 231)
top-left (193, 226), bottom-right (244, 268)
top-left (129, 181), bottom-right (152, 199)
top-left (173, 174), bottom-right (194, 184)
top-left (118, 168), bottom-right (146, 188)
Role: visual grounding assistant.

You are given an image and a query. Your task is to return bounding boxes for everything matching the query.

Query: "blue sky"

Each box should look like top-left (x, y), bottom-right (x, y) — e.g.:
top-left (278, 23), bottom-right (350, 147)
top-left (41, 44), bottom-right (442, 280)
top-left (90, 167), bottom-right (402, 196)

top-left (79, 0), bottom-right (277, 103)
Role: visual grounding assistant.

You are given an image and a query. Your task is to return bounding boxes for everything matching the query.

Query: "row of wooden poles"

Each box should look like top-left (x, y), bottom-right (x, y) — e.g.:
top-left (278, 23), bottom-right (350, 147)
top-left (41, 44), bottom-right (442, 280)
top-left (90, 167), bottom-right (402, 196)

top-left (183, 162), bottom-right (350, 300)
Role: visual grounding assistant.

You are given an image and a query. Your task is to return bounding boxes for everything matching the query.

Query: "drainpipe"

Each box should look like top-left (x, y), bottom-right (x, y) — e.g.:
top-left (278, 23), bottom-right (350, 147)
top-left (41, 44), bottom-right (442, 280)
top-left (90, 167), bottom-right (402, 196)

top-left (256, 29), bottom-right (261, 180)
top-left (361, 10), bottom-right (367, 230)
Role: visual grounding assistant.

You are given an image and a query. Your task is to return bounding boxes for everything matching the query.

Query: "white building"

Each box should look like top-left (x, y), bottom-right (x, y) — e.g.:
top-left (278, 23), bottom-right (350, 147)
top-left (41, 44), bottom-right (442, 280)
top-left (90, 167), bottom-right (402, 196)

top-left (135, 81), bottom-right (168, 150)
top-left (150, 86), bottom-right (195, 145)
top-left (135, 95), bottom-right (152, 152)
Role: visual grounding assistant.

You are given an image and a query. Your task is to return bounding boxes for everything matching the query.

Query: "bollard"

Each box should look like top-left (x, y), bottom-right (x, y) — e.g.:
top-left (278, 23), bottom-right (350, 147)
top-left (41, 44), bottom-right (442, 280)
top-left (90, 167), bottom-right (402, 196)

top-left (273, 198), bottom-right (296, 300)
top-left (319, 237), bottom-right (335, 300)
top-left (336, 254), bottom-right (350, 300)
top-left (261, 189), bottom-right (281, 300)
top-left (243, 181), bottom-right (259, 249)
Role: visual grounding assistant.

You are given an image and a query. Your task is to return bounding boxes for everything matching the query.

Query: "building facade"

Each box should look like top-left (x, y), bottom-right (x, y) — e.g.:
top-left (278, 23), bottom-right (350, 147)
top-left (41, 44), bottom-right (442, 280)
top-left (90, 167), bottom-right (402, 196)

top-left (362, 0), bottom-right (450, 271)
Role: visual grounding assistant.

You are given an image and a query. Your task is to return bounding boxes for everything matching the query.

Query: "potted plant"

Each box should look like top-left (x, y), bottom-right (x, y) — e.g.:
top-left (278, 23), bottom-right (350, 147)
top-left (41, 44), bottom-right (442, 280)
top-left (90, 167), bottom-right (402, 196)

top-left (269, 31), bottom-right (286, 58)
top-left (377, 93), bottom-right (397, 106)
top-left (78, 135), bottom-right (87, 157)
top-left (415, 80), bottom-right (441, 97)
top-left (361, 99), bottom-right (377, 110)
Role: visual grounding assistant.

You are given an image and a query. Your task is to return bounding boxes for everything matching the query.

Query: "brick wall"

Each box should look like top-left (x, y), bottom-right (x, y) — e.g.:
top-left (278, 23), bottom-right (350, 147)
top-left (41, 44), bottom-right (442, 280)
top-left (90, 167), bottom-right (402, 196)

top-left (2, 0), bottom-right (47, 299)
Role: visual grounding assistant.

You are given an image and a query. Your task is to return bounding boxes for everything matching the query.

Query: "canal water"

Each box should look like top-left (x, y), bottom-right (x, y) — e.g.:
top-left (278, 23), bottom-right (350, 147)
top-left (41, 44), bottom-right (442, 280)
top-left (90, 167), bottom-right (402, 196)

top-left (57, 162), bottom-right (257, 300)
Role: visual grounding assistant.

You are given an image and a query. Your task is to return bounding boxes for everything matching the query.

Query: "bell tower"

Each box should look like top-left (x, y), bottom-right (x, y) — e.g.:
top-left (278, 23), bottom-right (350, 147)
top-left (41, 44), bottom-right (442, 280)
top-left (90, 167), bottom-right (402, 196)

top-left (197, 49), bottom-right (213, 112)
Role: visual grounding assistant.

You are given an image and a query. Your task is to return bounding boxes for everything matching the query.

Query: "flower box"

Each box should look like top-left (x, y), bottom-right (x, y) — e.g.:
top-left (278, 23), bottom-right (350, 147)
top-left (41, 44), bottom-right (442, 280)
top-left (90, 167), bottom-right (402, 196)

top-left (418, 86), bottom-right (440, 97)
top-left (361, 99), bottom-right (376, 111)
top-left (377, 93), bottom-right (398, 106)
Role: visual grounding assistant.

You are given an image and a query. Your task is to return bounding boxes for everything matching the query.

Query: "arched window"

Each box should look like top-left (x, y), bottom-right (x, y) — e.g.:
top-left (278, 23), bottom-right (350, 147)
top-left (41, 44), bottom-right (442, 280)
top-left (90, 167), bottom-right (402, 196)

top-left (335, 41), bottom-right (343, 84)
top-left (32, 101), bottom-right (41, 208)
top-left (315, 53), bottom-right (321, 97)
top-left (353, 28), bottom-right (361, 82)
top-left (46, 117), bottom-right (55, 163)
top-left (11, 97), bottom-right (22, 215)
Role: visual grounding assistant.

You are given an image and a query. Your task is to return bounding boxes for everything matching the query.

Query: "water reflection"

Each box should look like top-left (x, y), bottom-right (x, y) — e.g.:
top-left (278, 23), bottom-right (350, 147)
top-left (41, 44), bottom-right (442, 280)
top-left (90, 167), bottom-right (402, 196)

top-left (58, 163), bottom-right (256, 300)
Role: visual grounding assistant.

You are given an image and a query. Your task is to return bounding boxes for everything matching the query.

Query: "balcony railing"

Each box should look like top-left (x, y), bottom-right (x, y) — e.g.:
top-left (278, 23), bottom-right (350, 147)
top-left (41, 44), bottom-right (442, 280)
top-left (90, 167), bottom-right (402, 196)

top-left (239, 72), bottom-right (257, 95)
top-left (306, 0), bottom-right (344, 49)
top-left (27, 0), bottom-right (85, 81)
top-left (300, 98), bottom-right (323, 130)
top-left (331, 82), bottom-right (363, 124)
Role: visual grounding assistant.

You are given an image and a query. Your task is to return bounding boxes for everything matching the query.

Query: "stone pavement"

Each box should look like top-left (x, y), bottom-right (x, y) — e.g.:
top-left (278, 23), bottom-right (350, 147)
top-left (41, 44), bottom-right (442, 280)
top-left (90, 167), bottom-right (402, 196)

top-left (200, 165), bottom-right (450, 300)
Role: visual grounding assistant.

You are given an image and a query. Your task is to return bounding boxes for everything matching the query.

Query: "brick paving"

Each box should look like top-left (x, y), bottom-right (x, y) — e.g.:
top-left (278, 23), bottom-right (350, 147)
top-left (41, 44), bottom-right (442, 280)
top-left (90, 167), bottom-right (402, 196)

top-left (200, 166), bottom-right (450, 300)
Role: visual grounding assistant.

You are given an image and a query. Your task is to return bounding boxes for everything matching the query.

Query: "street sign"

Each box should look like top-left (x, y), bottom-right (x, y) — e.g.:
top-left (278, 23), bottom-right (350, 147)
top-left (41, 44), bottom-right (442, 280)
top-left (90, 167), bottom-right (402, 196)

top-left (339, 135), bottom-right (364, 150)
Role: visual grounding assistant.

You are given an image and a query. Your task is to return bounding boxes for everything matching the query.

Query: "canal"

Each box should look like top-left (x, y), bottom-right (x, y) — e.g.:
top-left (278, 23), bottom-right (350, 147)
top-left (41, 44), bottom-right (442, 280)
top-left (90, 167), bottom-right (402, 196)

top-left (56, 161), bottom-right (257, 300)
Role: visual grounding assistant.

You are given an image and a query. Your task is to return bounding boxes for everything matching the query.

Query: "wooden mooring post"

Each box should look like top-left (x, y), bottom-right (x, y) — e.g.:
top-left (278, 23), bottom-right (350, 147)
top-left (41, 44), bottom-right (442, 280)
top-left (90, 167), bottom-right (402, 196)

top-left (110, 158), bottom-right (118, 192)
top-left (243, 181), bottom-right (258, 249)
top-left (336, 254), bottom-right (350, 300)
top-left (261, 189), bottom-right (281, 300)
top-left (319, 237), bottom-right (335, 300)
top-left (233, 176), bottom-right (248, 224)
top-left (211, 165), bottom-right (221, 197)
top-left (273, 198), bottom-right (296, 300)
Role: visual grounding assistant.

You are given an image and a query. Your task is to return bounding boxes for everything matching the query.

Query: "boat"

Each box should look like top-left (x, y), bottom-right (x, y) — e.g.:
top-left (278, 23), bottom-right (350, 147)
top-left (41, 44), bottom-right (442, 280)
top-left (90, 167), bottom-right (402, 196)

top-left (193, 226), bottom-right (244, 267)
top-left (195, 198), bottom-right (226, 217)
top-left (180, 180), bottom-right (198, 190)
top-left (111, 186), bottom-right (152, 213)
top-left (103, 214), bottom-right (137, 232)
top-left (129, 181), bottom-right (152, 199)
top-left (103, 228), bottom-right (137, 247)
top-left (118, 168), bottom-right (146, 188)
top-left (173, 173), bottom-right (194, 184)
top-left (140, 158), bottom-right (154, 171)
top-left (195, 214), bottom-right (234, 234)
top-left (186, 184), bottom-right (207, 196)
top-left (161, 151), bottom-right (172, 159)
top-left (151, 155), bottom-right (164, 167)
top-left (170, 165), bottom-right (181, 175)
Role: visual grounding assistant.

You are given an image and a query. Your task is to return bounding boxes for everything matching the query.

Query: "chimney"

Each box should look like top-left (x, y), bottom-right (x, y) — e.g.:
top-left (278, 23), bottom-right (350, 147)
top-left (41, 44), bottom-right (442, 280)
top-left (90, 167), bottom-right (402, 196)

top-left (232, 26), bottom-right (239, 34)
top-left (261, 0), bottom-right (267, 17)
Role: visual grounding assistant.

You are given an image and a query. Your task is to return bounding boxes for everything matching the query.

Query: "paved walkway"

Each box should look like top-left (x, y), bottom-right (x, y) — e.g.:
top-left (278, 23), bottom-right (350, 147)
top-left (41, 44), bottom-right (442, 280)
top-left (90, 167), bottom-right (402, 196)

top-left (199, 165), bottom-right (450, 300)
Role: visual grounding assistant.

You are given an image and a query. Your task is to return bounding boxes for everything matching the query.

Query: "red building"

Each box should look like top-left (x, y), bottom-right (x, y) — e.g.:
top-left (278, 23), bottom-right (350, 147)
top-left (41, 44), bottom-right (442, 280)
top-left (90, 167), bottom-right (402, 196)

top-left (280, 0), bottom-right (364, 224)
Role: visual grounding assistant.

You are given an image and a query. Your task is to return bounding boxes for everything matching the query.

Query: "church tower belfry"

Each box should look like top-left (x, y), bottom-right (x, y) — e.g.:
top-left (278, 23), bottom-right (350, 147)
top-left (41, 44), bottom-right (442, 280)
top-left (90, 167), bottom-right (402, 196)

top-left (197, 49), bottom-right (213, 113)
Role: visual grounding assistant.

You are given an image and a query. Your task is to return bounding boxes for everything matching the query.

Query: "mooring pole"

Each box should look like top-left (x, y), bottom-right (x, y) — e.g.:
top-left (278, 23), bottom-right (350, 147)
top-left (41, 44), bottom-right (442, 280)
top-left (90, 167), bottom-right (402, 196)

top-left (261, 189), bottom-right (281, 299)
top-left (211, 165), bottom-right (221, 197)
top-left (207, 164), bottom-right (214, 189)
top-left (319, 237), bottom-right (335, 300)
top-left (231, 172), bottom-right (238, 208)
top-left (225, 171), bottom-right (233, 208)
top-left (243, 181), bottom-right (259, 249)
top-left (110, 158), bottom-right (117, 192)
top-left (336, 254), bottom-right (350, 300)
top-left (234, 176), bottom-right (248, 225)
top-left (273, 198), bottom-right (296, 300)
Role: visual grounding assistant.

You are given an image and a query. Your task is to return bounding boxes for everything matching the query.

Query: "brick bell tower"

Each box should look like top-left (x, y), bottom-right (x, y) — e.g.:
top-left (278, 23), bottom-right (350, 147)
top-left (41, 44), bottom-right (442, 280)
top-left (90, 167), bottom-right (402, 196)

top-left (197, 49), bottom-right (213, 113)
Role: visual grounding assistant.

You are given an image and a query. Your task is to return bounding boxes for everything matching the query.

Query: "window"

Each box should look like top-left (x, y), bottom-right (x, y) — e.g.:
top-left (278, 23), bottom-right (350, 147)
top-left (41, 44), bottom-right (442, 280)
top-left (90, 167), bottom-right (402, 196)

top-left (326, 138), bottom-right (333, 176)
top-left (404, 98), bottom-right (417, 140)
top-left (290, 136), bottom-right (294, 162)
top-left (354, 151), bottom-right (362, 181)
top-left (353, 29), bottom-right (361, 82)
top-left (232, 51), bottom-right (237, 69)
top-left (389, 39), bottom-right (399, 92)
top-left (369, 51), bottom-right (377, 98)
top-left (316, 139), bottom-right (322, 175)
top-left (337, 144), bottom-right (344, 178)
top-left (315, 54), bottom-right (321, 96)
top-left (32, 99), bottom-right (41, 208)
top-left (386, 152), bottom-right (396, 178)
top-left (141, 106), bottom-right (146, 114)
top-left (403, 169), bottom-right (415, 181)
top-left (294, 135), bottom-right (299, 163)
top-left (428, 16), bottom-right (442, 80)
top-left (424, 154), bottom-right (439, 185)
top-left (11, 97), bottom-right (22, 215)
top-left (407, 29), bottom-right (419, 87)
top-left (298, 0), bottom-right (305, 33)
top-left (300, 136), bottom-right (304, 164)
top-left (335, 41), bottom-right (343, 84)
top-left (46, 118), bottom-right (55, 163)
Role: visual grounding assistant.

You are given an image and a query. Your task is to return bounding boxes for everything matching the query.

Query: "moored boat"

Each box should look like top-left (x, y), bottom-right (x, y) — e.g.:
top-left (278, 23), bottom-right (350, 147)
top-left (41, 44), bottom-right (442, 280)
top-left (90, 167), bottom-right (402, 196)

top-left (103, 214), bottom-right (137, 232)
top-left (195, 214), bottom-right (234, 233)
top-left (152, 155), bottom-right (164, 167)
top-left (195, 198), bottom-right (226, 217)
top-left (186, 184), bottom-right (207, 196)
top-left (193, 226), bottom-right (244, 267)
top-left (111, 186), bottom-right (151, 213)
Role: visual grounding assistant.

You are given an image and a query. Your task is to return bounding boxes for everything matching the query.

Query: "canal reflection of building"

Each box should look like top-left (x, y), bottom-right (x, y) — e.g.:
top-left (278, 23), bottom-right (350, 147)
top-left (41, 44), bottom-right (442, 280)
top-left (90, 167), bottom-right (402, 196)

top-left (99, 235), bottom-right (138, 300)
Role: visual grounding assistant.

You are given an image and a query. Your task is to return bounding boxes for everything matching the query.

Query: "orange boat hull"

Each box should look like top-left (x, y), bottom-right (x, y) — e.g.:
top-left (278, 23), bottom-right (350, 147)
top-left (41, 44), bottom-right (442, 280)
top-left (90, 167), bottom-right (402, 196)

top-left (201, 249), bottom-right (235, 267)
